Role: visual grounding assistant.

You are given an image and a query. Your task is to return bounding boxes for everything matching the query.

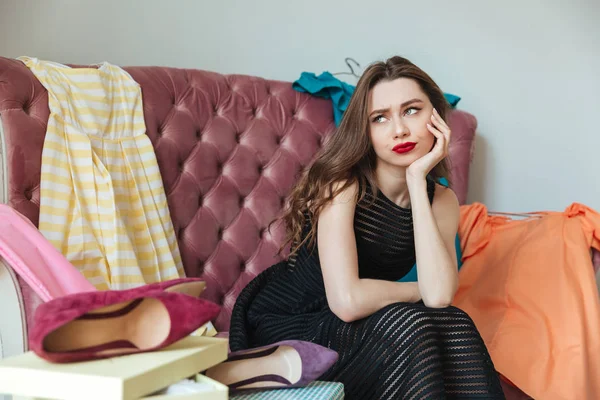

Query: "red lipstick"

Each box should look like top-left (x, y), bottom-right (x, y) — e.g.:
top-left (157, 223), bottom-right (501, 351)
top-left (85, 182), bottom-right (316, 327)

top-left (392, 142), bottom-right (416, 154)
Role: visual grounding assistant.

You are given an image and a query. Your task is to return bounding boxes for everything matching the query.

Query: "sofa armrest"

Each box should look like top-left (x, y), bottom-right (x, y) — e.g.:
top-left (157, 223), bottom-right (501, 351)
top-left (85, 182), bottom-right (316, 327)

top-left (0, 114), bottom-right (28, 362)
top-left (0, 113), bottom-right (6, 206)
top-left (0, 260), bottom-right (27, 359)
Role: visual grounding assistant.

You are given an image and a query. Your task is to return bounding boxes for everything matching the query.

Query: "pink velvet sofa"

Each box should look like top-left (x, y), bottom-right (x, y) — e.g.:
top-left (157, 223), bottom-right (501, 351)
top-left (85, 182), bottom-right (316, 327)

top-left (0, 56), bottom-right (534, 398)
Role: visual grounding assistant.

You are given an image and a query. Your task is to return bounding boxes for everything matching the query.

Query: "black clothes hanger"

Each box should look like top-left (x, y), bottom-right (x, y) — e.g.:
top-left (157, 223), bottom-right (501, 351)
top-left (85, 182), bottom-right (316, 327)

top-left (333, 57), bottom-right (361, 78)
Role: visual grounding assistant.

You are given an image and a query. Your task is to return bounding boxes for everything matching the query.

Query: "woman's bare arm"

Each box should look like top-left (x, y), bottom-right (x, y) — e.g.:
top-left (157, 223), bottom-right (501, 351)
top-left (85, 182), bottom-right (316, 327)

top-left (408, 180), bottom-right (460, 308)
top-left (318, 181), bottom-right (421, 323)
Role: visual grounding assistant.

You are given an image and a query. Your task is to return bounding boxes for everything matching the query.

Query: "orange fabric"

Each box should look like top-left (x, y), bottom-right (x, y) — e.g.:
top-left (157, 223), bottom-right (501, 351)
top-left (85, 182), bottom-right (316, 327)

top-left (453, 202), bottom-right (600, 400)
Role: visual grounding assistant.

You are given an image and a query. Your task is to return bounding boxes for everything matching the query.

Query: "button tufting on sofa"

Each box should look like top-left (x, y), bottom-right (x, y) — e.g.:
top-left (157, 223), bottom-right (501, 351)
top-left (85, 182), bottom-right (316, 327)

top-left (0, 56), bottom-right (478, 336)
top-left (22, 102), bottom-right (31, 115)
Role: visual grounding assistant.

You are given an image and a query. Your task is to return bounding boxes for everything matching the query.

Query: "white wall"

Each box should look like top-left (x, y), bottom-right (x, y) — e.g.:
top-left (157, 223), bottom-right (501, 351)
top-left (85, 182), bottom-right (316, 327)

top-left (1, 0), bottom-right (598, 212)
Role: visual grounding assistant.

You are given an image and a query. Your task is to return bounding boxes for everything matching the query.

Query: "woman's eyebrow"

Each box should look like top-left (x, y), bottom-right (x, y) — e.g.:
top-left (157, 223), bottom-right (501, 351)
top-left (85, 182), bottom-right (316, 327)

top-left (368, 99), bottom-right (424, 117)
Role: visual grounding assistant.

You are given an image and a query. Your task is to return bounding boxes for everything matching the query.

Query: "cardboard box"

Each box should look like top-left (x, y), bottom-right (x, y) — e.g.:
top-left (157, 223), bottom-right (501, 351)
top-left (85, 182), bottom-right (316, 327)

top-left (0, 336), bottom-right (228, 400)
top-left (12, 374), bottom-right (228, 400)
top-left (144, 374), bottom-right (228, 400)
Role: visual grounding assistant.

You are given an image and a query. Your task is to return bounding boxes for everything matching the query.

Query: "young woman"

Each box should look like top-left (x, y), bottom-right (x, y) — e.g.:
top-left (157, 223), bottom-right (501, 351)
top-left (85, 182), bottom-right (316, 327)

top-left (228, 56), bottom-right (505, 399)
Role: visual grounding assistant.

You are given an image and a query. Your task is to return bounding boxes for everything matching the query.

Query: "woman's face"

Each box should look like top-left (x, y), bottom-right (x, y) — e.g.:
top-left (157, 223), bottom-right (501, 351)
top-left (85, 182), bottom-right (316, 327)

top-left (367, 78), bottom-right (435, 171)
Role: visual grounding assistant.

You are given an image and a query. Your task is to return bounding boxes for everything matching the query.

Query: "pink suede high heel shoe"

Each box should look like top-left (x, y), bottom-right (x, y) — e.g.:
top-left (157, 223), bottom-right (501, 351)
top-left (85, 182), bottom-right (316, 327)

top-left (29, 281), bottom-right (220, 363)
top-left (135, 277), bottom-right (207, 296)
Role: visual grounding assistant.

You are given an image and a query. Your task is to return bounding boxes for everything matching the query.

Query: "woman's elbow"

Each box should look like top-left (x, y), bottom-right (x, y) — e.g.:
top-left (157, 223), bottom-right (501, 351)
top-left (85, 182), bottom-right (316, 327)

top-left (422, 276), bottom-right (458, 308)
top-left (422, 291), bottom-right (456, 309)
top-left (335, 307), bottom-right (361, 323)
top-left (329, 296), bottom-right (361, 323)
top-left (423, 297), bottom-right (453, 309)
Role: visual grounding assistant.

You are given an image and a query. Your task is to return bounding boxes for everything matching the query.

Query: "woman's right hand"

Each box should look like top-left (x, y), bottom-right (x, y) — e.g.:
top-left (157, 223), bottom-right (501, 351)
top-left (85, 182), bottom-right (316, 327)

top-left (406, 108), bottom-right (451, 182)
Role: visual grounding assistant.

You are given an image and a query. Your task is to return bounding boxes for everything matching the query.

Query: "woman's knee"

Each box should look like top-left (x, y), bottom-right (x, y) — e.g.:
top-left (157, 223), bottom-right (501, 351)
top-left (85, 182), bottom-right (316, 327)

top-left (427, 305), bottom-right (480, 332)
top-left (377, 303), bottom-right (439, 336)
top-left (388, 303), bottom-right (478, 331)
top-left (440, 305), bottom-right (476, 320)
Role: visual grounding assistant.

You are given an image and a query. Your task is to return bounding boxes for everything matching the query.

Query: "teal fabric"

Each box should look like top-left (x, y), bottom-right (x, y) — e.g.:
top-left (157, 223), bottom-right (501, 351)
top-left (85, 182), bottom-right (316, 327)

top-left (230, 381), bottom-right (344, 399)
top-left (444, 93), bottom-right (461, 107)
top-left (292, 72), bottom-right (354, 126)
top-left (398, 176), bottom-right (463, 283)
top-left (292, 71), bottom-right (461, 127)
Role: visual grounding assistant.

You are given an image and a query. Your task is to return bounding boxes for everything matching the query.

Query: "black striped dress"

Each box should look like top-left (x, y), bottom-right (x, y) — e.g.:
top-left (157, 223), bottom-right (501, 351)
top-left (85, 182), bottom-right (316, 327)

top-left (229, 178), bottom-right (505, 399)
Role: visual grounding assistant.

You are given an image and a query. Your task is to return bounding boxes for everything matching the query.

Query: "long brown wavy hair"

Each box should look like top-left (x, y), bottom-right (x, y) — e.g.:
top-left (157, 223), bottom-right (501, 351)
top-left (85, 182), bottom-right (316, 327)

top-left (279, 56), bottom-right (452, 256)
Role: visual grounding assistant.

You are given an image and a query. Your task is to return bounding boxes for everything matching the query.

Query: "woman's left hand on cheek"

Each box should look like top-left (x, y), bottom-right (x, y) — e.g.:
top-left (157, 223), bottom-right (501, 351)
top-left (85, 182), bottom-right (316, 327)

top-left (406, 108), bottom-right (451, 181)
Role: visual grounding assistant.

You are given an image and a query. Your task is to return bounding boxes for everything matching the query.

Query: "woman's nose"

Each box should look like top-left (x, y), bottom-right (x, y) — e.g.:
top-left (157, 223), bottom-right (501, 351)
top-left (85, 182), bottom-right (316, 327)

top-left (393, 117), bottom-right (410, 138)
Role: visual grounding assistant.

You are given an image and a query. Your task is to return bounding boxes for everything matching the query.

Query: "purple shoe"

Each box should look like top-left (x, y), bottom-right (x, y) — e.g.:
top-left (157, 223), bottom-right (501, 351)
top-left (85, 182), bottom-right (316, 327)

top-left (205, 340), bottom-right (338, 391)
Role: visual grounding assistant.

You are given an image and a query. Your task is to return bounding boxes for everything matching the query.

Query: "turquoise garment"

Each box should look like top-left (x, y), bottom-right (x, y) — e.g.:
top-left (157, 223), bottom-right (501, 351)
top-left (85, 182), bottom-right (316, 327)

top-left (398, 176), bottom-right (463, 283)
top-left (292, 72), bottom-right (461, 127)
top-left (292, 72), bottom-right (354, 126)
top-left (444, 93), bottom-right (461, 108)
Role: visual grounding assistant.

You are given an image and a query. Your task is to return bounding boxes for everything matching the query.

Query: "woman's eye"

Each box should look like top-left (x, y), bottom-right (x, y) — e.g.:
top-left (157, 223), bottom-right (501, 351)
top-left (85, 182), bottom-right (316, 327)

top-left (372, 115), bottom-right (386, 123)
top-left (405, 108), bottom-right (419, 116)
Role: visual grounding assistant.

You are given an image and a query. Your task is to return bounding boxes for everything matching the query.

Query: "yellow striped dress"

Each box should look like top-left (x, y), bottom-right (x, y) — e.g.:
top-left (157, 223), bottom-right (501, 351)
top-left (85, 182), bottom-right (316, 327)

top-left (19, 57), bottom-right (184, 290)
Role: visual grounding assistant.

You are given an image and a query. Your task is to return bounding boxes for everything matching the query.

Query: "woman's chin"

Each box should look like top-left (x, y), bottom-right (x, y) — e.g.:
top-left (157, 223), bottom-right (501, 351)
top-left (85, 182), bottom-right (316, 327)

top-left (382, 154), bottom-right (420, 169)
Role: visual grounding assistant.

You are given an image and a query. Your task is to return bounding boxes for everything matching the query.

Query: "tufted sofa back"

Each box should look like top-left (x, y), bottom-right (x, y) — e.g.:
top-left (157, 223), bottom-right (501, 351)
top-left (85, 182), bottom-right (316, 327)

top-left (0, 57), bottom-right (476, 331)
